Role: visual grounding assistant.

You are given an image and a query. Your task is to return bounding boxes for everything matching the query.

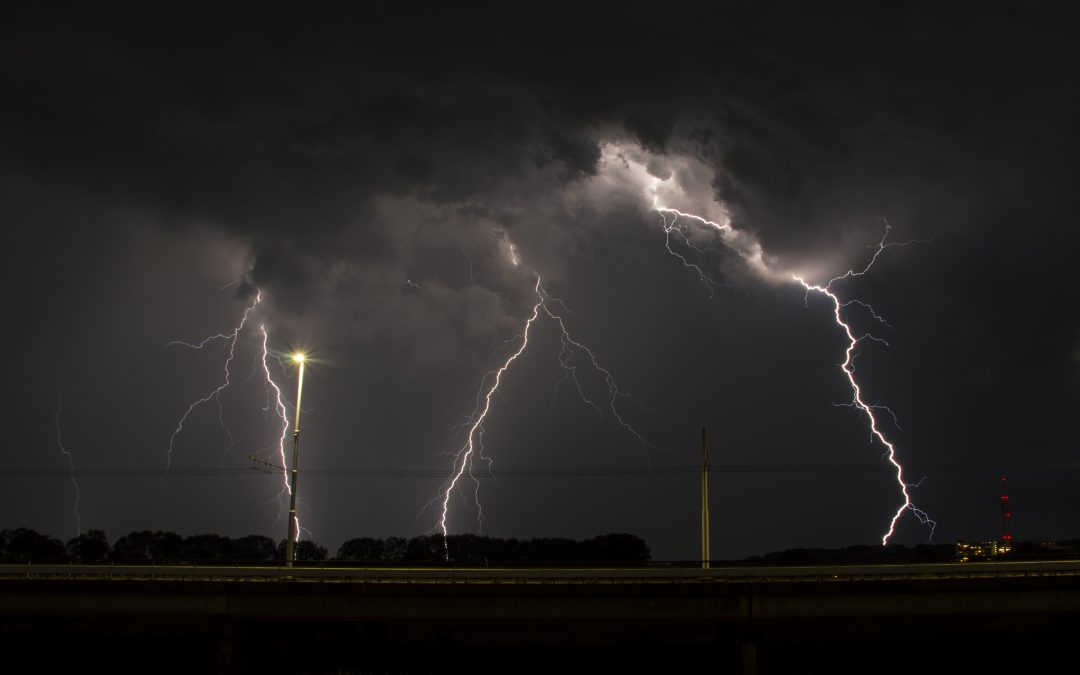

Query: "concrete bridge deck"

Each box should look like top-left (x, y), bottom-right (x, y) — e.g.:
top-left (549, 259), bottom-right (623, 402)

top-left (2, 560), bottom-right (1078, 673)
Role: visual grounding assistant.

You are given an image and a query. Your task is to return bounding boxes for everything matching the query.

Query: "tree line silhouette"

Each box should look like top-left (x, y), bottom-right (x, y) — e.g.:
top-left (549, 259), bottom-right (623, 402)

top-left (0, 528), bottom-right (651, 565)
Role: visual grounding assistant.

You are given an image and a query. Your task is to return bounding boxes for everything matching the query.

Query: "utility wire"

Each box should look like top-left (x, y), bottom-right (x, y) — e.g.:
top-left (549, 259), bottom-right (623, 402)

top-left (2, 463), bottom-right (1075, 479)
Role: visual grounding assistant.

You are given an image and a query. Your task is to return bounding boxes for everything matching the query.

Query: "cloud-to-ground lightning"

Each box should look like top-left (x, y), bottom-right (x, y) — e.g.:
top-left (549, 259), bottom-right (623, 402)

top-left (793, 225), bottom-right (936, 544)
top-left (434, 261), bottom-right (658, 550)
top-left (435, 279), bottom-right (542, 545)
top-left (656, 202), bottom-right (935, 544)
top-left (259, 324), bottom-right (297, 542)
top-left (53, 390), bottom-right (81, 537)
top-left (165, 288), bottom-right (299, 542)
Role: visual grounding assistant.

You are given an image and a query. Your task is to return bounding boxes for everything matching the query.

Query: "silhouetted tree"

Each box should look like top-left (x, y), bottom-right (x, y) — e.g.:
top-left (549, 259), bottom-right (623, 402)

top-left (275, 539), bottom-right (328, 562)
top-left (0, 528), bottom-right (66, 562)
top-left (297, 540), bottom-right (327, 561)
top-left (772, 548), bottom-right (815, 565)
top-left (66, 529), bottom-right (109, 563)
top-left (405, 535), bottom-right (444, 562)
top-left (843, 545), bottom-right (882, 561)
top-left (445, 534), bottom-right (486, 564)
top-left (0, 527), bottom-right (658, 566)
top-left (231, 535), bottom-right (277, 561)
top-left (181, 534), bottom-right (230, 561)
top-left (752, 543), bottom-right (954, 565)
top-left (589, 533), bottom-right (651, 563)
top-left (337, 537), bottom-right (385, 561)
top-left (112, 530), bottom-right (183, 562)
top-left (383, 536), bottom-right (407, 561)
top-left (444, 534), bottom-right (520, 564)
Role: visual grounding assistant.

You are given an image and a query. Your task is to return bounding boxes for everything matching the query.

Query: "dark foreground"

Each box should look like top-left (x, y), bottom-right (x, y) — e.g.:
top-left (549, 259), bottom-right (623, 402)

top-left (1, 560), bottom-right (1078, 674)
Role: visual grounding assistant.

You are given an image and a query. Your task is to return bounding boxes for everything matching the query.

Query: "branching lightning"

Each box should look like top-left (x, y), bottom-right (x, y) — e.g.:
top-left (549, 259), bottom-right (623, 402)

top-left (434, 264), bottom-right (657, 549)
top-left (435, 280), bottom-right (542, 543)
top-left (166, 291), bottom-right (261, 470)
top-left (793, 225), bottom-right (935, 544)
top-left (658, 209), bottom-right (728, 296)
top-left (541, 298), bottom-right (655, 457)
top-left (165, 288), bottom-right (299, 540)
top-left (656, 206), bottom-right (935, 544)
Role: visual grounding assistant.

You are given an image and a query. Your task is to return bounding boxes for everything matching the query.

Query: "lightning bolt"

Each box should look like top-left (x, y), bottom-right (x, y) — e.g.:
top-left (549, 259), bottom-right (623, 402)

top-left (794, 225), bottom-right (935, 544)
top-left (165, 288), bottom-right (298, 541)
top-left (259, 323), bottom-right (297, 541)
top-left (165, 291), bottom-right (261, 470)
top-left (657, 206), bottom-right (934, 544)
top-left (435, 279), bottom-right (542, 545)
top-left (53, 390), bottom-right (81, 537)
top-left (434, 272), bottom-right (656, 552)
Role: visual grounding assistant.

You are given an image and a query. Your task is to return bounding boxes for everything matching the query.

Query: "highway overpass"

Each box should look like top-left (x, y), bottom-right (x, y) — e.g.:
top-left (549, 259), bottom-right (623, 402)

top-left (2, 560), bottom-right (1078, 673)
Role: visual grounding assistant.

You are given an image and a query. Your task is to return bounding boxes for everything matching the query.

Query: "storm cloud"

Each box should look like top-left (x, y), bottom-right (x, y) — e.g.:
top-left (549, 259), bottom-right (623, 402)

top-left (2, 2), bottom-right (1078, 558)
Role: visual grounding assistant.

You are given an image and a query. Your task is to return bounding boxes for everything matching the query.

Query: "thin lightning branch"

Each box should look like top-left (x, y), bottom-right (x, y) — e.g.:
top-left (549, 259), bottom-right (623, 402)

top-left (659, 212), bottom-right (727, 296)
top-left (552, 327), bottom-right (602, 416)
top-left (53, 391), bottom-right (81, 537)
top-left (461, 245), bottom-right (475, 285)
top-left (825, 224), bottom-right (934, 287)
top-left (546, 290), bottom-right (596, 410)
top-left (240, 349), bottom-right (264, 385)
top-left (215, 396), bottom-right (235, 465)
top-left (539, 284), bottom-right (659, 461)
top-left (540, 286), bottom-right (576, 317)
top-left (165, 291), bottom-right (261, 471)
top-left (833, 401), bottom-right (903, 433)
top-left (841, 299), bottom-right (893, 329)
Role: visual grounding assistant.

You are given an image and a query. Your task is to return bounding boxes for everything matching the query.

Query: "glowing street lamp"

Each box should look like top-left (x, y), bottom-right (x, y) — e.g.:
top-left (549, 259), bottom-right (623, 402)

top-left (285, 352), bottom-right (306, 567)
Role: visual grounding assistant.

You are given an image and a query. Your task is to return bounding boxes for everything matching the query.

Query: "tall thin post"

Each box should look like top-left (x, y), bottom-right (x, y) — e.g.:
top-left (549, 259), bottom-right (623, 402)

top-left (285, 358), bottom-right (305, 567)
top-left (1000, 476), bottom-right (1012, 552)
top-left (701, 426), bottom-right (710, 570)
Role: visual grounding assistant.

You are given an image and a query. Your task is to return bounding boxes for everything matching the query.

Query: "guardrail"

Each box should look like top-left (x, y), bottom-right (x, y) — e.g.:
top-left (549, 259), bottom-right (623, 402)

top-left (2, 559), bottom-right (1079, 583)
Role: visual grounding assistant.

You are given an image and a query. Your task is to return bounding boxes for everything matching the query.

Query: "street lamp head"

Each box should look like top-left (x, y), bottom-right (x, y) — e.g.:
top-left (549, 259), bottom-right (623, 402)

top-left (292, 353), bottom-right (306, 363)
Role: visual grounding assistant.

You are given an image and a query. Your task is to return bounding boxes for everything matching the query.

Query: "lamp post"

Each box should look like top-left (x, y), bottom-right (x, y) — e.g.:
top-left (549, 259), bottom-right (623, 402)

top-left (285, 353), bottom-right (306, 567)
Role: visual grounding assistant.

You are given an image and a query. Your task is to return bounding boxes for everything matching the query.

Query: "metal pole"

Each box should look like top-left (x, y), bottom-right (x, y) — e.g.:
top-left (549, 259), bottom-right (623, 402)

top-left (702, 426), bottom-right (710, 570)
top-left (1000, 476), bottom-right (1012, 552)
top-left (285, 360), bottom-right (305, 567)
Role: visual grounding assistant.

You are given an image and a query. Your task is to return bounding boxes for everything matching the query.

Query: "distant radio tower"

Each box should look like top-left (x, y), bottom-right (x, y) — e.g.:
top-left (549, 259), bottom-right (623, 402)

top-left (1000, 476), bottom-right (1012, 546)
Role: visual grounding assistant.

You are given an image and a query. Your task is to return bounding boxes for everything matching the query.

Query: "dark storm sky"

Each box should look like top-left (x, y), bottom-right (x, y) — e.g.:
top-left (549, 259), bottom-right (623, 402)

top-left (3, 2), bottom-right (1078, 560)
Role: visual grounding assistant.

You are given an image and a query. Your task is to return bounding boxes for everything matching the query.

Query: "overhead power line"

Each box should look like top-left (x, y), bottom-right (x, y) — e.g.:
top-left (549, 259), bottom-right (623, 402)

top-left (2, 463), bottom-right (1075, 479)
